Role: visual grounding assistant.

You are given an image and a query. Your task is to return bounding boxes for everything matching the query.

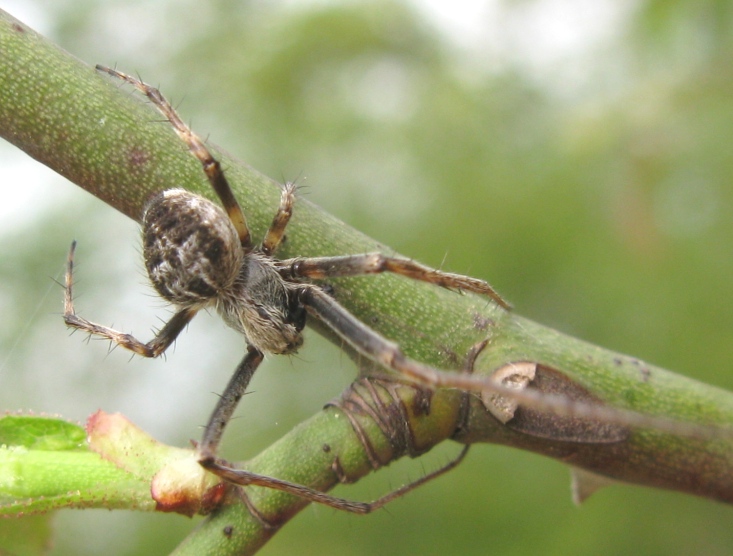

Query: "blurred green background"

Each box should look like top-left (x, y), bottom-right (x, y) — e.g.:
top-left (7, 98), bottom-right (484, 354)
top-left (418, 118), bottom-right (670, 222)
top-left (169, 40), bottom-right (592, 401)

top-left (1, 0), bottom-right (733, 554)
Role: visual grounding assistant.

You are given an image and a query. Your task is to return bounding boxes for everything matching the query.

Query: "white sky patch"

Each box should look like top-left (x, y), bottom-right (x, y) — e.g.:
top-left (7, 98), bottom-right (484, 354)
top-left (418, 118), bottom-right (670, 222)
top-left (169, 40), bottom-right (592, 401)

top-left (0, 1), bottom-right (50, 34)
top-left (0, 146), bottom-right (75, 235)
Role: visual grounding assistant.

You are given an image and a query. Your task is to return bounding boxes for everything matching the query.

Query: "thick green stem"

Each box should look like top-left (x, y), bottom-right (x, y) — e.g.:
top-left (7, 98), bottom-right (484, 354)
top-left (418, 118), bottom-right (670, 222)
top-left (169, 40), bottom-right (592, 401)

top-left (1, 9), bottom-right (732, 556)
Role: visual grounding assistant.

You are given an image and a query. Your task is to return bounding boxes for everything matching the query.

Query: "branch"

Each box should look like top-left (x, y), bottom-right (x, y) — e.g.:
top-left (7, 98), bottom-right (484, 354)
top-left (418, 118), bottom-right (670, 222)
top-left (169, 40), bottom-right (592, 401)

top-left (1, 8), bottom-right (732, 556)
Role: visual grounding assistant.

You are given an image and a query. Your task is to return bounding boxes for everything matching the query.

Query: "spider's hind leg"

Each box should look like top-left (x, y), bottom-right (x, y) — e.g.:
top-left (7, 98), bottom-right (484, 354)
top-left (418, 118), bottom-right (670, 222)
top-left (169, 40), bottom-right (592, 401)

top-left (63, 241), bottom-right (197, 358)
top-left (201, 444), bottom-right (470, 519)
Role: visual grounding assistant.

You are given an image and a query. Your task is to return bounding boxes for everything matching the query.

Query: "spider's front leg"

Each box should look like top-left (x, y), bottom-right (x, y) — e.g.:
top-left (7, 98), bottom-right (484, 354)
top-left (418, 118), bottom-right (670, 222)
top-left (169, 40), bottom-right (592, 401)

top-left (63, 240), bottom-right (197, 357)
top-left (297, 284), bottom-right (539, 404)
top-left (95, 65), bottom-right (252, 250)
top-left (279, 253), bottom-right (511, 310)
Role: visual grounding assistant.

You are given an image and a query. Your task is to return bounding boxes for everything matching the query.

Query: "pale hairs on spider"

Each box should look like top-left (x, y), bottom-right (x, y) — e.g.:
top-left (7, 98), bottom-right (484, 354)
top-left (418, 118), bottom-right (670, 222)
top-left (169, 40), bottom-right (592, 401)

top-left (63, 66), bottom-right (726, 520)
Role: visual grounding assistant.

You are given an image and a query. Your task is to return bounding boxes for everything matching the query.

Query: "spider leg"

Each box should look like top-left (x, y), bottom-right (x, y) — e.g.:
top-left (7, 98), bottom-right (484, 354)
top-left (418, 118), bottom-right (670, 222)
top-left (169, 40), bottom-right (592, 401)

top-left (201, 444), bottom-right (469, 516)
top-left (261, 181), bottom-right (297, 256)
top-left (95, 65), bottom-right (252, 250)
top-left (299, 285), bottom-right (727, 437)
top-left (280, 253), bottom-right (511, 310)
top-left (198, 346), bottom-right (264, 459)
top-left (297, 285), bottom-right (573, 411)
top-left (197, 344), bottom-right (468, 519)
top-left (63, 241), bottom-right (197, 357)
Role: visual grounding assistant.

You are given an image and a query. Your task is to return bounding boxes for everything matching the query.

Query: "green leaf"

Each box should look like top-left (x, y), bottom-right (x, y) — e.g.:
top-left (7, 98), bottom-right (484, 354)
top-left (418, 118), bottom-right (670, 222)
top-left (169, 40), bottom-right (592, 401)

top-left (0, 414), bottom-right (86, 451)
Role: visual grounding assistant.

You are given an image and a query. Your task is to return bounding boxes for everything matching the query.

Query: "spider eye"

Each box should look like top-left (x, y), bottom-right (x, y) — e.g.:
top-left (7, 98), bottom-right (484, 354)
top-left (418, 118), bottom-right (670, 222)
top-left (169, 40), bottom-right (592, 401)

top-left (143, 189), bottom-right (242, 307)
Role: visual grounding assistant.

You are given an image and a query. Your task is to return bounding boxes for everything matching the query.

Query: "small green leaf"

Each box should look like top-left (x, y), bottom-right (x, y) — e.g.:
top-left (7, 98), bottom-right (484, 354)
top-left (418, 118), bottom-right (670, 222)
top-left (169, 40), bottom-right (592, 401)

top-left (0, 414), bottom-right (86, 451)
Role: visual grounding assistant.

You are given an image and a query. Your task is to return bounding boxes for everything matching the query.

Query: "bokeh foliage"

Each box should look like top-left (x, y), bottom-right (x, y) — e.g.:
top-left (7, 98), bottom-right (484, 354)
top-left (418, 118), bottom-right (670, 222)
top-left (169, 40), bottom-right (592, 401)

top-left (1, 1), bottom-right (733, 554)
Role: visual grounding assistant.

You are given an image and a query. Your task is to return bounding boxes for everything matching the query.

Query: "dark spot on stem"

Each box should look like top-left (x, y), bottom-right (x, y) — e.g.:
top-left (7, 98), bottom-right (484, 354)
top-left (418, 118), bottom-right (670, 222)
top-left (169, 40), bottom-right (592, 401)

top-left (128, 146), bottom-right (150, 168)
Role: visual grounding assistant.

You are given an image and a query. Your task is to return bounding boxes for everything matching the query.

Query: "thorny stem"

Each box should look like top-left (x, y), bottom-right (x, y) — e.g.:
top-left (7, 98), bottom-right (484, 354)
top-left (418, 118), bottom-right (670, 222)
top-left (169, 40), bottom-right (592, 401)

top-left (1, 9), bottom-right (733, 556)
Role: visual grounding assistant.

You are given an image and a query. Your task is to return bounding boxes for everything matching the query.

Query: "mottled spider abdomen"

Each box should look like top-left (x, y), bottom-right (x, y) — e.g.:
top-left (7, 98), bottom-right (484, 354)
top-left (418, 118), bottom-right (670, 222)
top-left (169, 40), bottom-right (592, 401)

top-left (143, 189), bottom-right (242, 307)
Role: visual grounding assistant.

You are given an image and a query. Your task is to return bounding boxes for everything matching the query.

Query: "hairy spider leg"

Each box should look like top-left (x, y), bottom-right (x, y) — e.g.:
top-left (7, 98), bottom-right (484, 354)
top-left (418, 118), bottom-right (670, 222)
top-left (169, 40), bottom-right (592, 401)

top-left (198, 346), bottom-right (264, 458)
top-left (280, 253), bottom-right (511, 310)
top-left (63, 240), bottom-right (198, 358)
top-left (261, 182), bottom-right (297, 256)
top-left (200, 445), bottom-right (469, 519)
top-left (299, 285), bottom-right (731, 439)
top-left (95, 65), bottom-right (252, 250)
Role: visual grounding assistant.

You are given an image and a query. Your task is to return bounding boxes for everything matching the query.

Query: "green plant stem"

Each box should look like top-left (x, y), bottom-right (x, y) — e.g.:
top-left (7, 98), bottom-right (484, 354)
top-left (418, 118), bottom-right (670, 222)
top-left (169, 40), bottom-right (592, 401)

top-left (1, 9), bottom-right (732, 556)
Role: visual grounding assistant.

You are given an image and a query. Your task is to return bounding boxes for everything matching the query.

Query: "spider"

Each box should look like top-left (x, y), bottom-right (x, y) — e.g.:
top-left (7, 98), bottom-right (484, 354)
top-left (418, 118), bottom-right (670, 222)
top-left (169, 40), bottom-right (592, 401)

top-left (64, 66), bottom-right (519, 518)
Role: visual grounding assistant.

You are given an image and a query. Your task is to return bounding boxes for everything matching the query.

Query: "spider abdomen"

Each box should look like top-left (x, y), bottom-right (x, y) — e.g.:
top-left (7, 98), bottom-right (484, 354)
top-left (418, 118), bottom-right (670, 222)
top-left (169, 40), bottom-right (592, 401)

top-left (143, 189), bottom-right (243, 308)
